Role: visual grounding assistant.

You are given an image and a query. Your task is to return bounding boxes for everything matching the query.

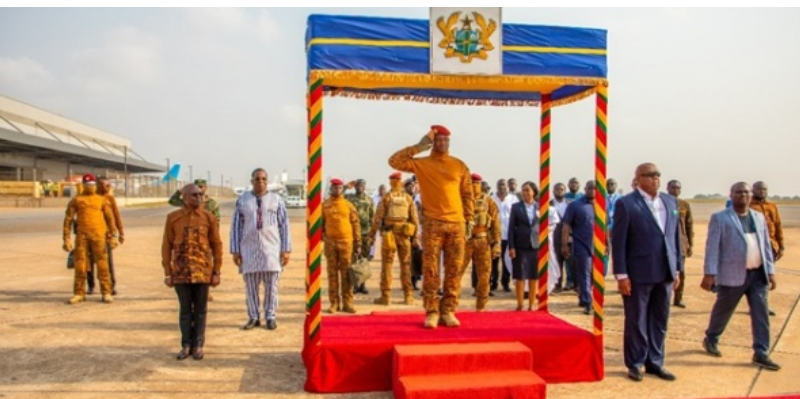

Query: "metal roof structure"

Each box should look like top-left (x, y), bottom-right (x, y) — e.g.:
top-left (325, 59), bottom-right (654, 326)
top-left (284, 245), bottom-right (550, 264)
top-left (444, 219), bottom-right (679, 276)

top-left (0, 94), bottom-right (164, 174)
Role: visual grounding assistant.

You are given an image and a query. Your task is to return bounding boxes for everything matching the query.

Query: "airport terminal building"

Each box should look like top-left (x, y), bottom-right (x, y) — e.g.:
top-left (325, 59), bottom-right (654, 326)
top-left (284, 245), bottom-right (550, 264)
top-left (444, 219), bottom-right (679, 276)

top-left (0, 94), bottom-right (164, 200)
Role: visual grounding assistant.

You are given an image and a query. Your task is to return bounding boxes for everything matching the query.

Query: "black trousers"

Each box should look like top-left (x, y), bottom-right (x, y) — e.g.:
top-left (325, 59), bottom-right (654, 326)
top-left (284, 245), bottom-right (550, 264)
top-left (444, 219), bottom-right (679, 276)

top-left (87, 243), bottom-right (115, 291)
top-left (490, 240), bottom-right (509, 289)
top-left (175, 284), bottom-right (210, 348)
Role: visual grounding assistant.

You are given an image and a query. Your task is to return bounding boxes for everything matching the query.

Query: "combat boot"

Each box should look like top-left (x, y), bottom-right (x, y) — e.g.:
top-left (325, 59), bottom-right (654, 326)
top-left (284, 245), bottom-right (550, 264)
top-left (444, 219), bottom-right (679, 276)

top-left (327, 303), bottom-right (338, 314)
top-left (66, 295), bottom-right (85, 305)
top-left (423, 313), bottom-right (440, 329)
top-left (102, 294), bottom-right (114, 304)
top-left (403, 293), bottom-right (415, 305)
top-left (441, 312), bottom-right (461, 327)
top-left (341, 305), bottom-right (357, 314)
top-left (373, 295), bottom-right (390, 305)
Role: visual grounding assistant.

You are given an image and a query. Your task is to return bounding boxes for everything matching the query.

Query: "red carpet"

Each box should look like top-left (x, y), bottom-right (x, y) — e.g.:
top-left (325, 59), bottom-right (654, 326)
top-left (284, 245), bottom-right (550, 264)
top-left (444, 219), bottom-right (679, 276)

top-left (393, 342), bottom-right (545, 399)
top-left (303, 310), bottom-right (602, 393)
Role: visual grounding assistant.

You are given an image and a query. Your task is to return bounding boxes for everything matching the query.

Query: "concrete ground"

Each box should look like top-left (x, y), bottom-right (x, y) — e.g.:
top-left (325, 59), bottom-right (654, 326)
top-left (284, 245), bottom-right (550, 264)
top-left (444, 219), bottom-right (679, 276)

top-left (0, 202), bottom-right (798, 399)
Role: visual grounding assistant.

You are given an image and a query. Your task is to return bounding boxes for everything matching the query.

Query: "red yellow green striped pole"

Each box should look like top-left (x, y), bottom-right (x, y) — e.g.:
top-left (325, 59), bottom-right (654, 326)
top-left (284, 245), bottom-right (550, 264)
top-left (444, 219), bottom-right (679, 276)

top-left (304, 78), bottom-right (323, 354)
top-left (537, 93), bottom-right (552, 312)
top-left (592, 84), bottom-right (608, 336)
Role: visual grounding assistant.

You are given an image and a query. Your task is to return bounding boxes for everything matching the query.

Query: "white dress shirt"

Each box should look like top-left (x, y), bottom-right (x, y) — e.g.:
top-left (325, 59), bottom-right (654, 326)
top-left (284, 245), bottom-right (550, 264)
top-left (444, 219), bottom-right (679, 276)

top-left (492, 192), bottom-right (519, 241)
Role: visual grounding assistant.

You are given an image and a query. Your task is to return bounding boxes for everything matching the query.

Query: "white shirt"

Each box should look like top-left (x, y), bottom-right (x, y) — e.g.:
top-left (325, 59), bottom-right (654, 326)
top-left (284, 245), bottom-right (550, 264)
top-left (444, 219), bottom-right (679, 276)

top-left (552, 198), bottom-right (569, 219)
top-left (637, 187), bottom-right (666, 233)
top-left (492, 192), bottom-right (519, 240)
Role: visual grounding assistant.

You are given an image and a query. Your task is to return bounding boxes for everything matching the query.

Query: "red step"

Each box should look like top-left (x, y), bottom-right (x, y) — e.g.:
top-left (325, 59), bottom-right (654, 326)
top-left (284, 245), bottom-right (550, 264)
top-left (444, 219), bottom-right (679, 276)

top-left (392, 342), bottom-right (533, 379)
top-left (395, 370), bottom-right (546, 399)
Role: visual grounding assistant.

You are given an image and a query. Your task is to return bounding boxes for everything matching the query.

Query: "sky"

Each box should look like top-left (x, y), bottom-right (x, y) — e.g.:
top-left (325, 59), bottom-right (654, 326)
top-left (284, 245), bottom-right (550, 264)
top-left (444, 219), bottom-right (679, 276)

top-left (1, 7), bottom-right (799, 197)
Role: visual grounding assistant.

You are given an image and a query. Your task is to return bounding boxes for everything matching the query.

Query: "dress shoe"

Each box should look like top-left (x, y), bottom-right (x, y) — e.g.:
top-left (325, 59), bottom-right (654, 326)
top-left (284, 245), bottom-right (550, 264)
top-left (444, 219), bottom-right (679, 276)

top-left (503, 285), bottom-right (511, 293)
top-left (192, 347), bottom-right (204, 360)
top-left (673, 301), bottom-right (686, 308)
top-left (341, 306), bottom-right (357, 314)
top-left (360, 287), bottom-right (369, 295)
top-left (242, 319), bottom-right (260, 330)
top-left (583, 307), bottom-right (591, 315)
top-left (627, 368), bottom-right (643, 382)
top-left (752, 355), bottom-right (780, 371)
top-left (703, 338), bottom-right (722, 357)
top-left (373, 296), bottom-right (390, 305)
top-left (769, 309), bottom-right (776, 317)
top-left (175, 347), bottom-right (192, 360)
top-left (440, 312), bottom-right (460, 327)
top-left (66, 295), bottom-right (85, 305)
top-left (645, 366), bottom-right (676, 381)
top-left (102, 294), bottom-right (114, 303)
top-left (266, 319), bottom-right (277, 330)
top-left (424, 313), bottom-right (440, 329)
top-left (488, 291), bottom-right (495, 297)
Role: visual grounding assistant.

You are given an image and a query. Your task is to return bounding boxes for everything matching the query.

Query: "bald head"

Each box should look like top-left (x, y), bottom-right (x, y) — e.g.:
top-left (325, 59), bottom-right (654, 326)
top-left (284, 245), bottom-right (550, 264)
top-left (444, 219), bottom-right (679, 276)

top-left (634, 163), bottom-right (661, 197)
top-left (752, 181), bottom-right (768, 201)
top-left (181, 184), bottom-right (203, 209)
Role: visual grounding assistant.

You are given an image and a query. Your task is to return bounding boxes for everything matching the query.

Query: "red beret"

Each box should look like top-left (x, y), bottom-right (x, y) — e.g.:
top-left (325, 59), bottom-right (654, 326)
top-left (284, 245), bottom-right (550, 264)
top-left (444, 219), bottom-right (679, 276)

top-left (431, 125), bottom-right (450, 136)
top-left (389, 172), bottom-right (402, 180)
top-left (329, 178), bottom-right (344, 186)
top-left (471, 173), bottom-right (482, 182)
top-left (82, 173), bottom-right (96, 183)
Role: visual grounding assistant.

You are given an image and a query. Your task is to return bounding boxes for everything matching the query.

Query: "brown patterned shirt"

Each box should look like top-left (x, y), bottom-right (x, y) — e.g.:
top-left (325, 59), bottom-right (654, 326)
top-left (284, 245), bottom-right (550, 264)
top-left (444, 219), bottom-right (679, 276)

top-left (162, 207), bottom-right (223, 284)
top-left (749, 199), bottom-right (784, 253)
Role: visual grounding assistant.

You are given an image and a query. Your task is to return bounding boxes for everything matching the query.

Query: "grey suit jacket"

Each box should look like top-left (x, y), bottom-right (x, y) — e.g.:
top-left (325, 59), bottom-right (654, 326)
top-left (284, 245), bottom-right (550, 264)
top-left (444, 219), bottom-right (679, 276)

top-left (703, 208), bottom-right (775, 287)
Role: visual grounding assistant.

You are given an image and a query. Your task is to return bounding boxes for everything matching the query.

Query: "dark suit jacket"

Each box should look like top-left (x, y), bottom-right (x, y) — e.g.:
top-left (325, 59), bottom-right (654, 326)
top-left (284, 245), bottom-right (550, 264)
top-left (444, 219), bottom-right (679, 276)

top-left (611, 190), bottom-right (682, 284)
top-left (507, 201), bottom-right (539, 251)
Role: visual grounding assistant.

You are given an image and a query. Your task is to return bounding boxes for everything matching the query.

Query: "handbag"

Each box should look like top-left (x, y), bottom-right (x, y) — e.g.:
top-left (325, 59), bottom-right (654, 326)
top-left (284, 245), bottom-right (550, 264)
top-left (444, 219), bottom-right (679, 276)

top-left (67, 250), bottom-right (75, 269)
top-left (348, 255), bottom-right (372, 287)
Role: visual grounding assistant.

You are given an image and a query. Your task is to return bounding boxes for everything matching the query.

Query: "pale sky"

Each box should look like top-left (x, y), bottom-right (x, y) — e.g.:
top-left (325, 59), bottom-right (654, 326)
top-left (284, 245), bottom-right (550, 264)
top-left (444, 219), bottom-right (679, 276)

top-left (1, 8), bottom-right (799, 197)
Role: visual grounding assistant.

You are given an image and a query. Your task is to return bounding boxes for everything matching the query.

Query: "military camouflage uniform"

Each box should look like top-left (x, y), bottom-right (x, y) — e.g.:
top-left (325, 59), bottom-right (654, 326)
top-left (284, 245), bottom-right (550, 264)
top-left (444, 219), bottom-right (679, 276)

top-left (322, 196), bottom-right (361, 313)
top-left (63, 191), bottom-right (118, 298)
top-left (368, 187), bottom-right (419, 304)
top-left (460, 190), bottom-right (501, 310)
top-left (346, 192), bottom-right (374, 292)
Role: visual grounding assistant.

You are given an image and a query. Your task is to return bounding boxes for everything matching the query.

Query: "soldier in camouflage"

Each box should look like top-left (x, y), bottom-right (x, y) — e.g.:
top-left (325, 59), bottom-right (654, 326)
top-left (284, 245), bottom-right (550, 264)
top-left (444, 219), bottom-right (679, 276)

top-left (367, 172), bottom-right (419, 306)
top-left (346, 179), bottom-right (375, 294)
top-left (460, 173), bottom-right (501, 311)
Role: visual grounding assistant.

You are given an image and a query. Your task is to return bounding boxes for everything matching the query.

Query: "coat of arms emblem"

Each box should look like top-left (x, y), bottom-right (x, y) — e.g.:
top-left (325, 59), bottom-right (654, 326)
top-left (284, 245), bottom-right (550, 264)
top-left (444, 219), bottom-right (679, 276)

top-left (436, 11), bottom-right (498, 63)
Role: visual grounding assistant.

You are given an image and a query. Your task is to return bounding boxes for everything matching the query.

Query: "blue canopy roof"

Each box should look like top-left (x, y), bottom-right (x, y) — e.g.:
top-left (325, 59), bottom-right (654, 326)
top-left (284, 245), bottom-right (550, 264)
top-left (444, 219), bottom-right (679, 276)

top-left (306, 14), bottom-right (608, 106)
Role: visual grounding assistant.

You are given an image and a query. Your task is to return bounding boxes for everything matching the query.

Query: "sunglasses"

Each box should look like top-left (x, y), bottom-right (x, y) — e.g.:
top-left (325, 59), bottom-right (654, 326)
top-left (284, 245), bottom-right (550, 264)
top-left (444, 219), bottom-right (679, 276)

top-left (256, 197), bottom-right (263, 230)
top-left (639, 172), bottom-right (661, 178)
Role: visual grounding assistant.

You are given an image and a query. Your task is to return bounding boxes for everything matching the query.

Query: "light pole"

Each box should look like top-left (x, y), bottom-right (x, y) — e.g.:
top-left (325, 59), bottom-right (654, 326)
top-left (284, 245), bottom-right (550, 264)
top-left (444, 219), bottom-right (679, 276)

top-left (165, 158), bottom-right (170, 196)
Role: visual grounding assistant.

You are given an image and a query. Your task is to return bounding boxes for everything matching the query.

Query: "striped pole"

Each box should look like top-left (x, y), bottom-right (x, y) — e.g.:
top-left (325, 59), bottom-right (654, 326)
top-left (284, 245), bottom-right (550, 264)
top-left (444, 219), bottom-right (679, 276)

top-left (537, 93), bottom-right (552, 312)
top-left (304, 78), bottom-right (324, 353)
top-left (592, 84), bottom-right (608, 336)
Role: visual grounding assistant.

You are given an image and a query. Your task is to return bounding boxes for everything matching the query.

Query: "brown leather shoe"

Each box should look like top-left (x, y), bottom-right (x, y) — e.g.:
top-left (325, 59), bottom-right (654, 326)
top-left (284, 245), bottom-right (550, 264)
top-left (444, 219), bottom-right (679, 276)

top-left (192, 347), bottom-right (204, 360)
top-left (175, 347), bottom-right (191, 360)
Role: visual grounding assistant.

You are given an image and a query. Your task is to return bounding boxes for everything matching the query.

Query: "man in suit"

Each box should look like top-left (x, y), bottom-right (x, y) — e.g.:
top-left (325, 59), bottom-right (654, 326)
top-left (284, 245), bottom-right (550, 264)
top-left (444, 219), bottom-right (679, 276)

top-left (612, 163), bottom-right (682, 382)
top-left (701, 182), bottom-right (779, 371)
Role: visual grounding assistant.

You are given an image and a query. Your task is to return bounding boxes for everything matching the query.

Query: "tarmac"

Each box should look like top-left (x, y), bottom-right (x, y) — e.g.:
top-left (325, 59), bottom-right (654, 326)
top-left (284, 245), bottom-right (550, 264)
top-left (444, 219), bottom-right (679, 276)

top-left (0, 201), bottom-right (798, 399)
